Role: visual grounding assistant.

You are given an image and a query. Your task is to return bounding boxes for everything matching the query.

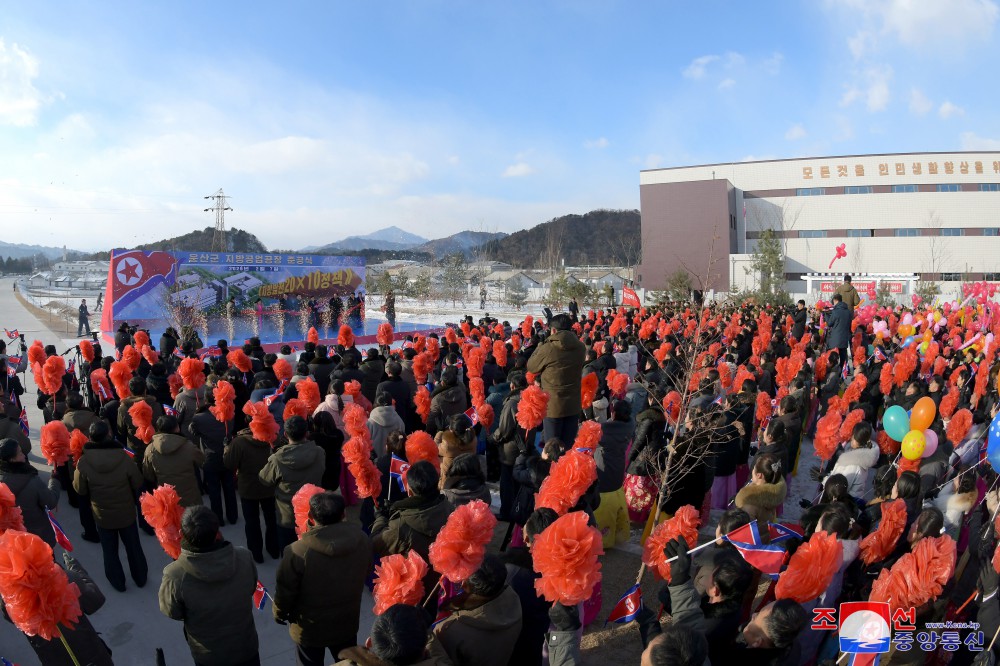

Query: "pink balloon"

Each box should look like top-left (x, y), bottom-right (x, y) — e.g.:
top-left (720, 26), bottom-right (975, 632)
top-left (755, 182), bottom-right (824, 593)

top-left (921, 429), bottom-right (938, 458)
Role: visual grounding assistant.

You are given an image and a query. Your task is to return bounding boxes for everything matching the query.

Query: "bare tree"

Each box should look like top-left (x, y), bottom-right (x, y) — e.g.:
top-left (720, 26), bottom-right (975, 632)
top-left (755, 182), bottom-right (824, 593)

top-left (611, 233), bottom-right (642, 282)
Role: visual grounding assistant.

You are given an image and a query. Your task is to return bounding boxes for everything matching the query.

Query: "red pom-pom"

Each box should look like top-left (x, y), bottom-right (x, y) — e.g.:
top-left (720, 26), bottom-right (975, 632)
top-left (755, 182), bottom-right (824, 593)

top-left (242, 401), bottom-right (278, 444)
top-left (860, 499), bottom-right (906, 565)
top-left (574, 420), bottom-right (602, 453)
top-left (122, 345), bottom-right (141, 373)
top-left (342, 402), bottom-right (369, 439)
top-left (415, 386), bottom-right (431, 424)
top-left (296, 378), bottom-right (321, 414)
top-left (876, 430), bottom-right (900, 456)
top-left (842, 374), bottom-right (868, 407)
top-left (133, 330), bottom-right (151, 348)
top-left (516, 385), bottom-right (548, 432)
top-left (0, 482), bottom-right (25, 534)
top-left (128, 400), bottom-right (155, 445)
top-left (337, 325), bottom-right (354, 348)
top-left (307, 327), bottom-right (320, 345)
top-left (606, 369), bottom-right (628, 400)
top-left (0, 530), bottom-right (82, 639)
top-left (344, 380), bottom-right (362, 398)
top-left (898, 456), bottom-right (921, 476)
top-left (429, 500), bottom-right (497, 583)
top-left (226, 349), bottom-right (252, 374)
top-left (475, 402), bottom-right (494, 430)
top-left (814, 352), bottom-right (830, 383)
top-left (756, 391), bottom-right (772, 424)
top-left (814, 409), bottom-right (843, 462)
top-left (343, 437), bottom-right (381, 500)
top-left (839, 409), bottom-right (865, 443)
top-left (139, 484), bottom-right (184, 559)
top-left (78, 339), bottom-right (94, 363)
top-left (167, 372), bottom-right (183, 400)
top-left (139, 345), bottom-right (159, 367)
top-left (210, 380), bottom-right (236, 425)
top-left (775, 531), bottom-right (841, 603)
top-left (492, 340), bottom-right (507, 368)
top-left (40, 421), bottom-right (71, 466)
top-left (292, 483), bottom-right (325, 537)
top-left (109, 361), bottom-right (132, 399)
top-left (413, 352), bottom-right (434, 385)
top-left (535, 449), bottom-right (598, 516)
top-left (662, 391), bottom-right (682, 423)
top-left (878, 363), bottom-right (893, 396)
top-left (947, 409), bottom-right (973, 446)
top-left (41, 355), bottom-right (65, 396)
top-left (376, 322), bottom-right (394, 347)
top-left (465, 348), bottom-right (485, 380)
top-left (26, 340), bottom-right (45, 368)
top-left (178, 358), bottom-right (205, 391)
top-left (893, 347), bottom-right (918, 388)
top-left (532, 511), bottom-right (603, 606)
top-left (273, 358), bottom-right (293, 382)
top-left (283, 398), bottom-right (310, 422)
top-left (642, 505), bottom-right (701, 581)
top-left (90, 369), bottom-right (113, 403)
top-left (373, 550), bottom-right (428, 614)
top-left (69, 429), bottom-right (87, 465)
top-left (581, 373), bottom-right (598, 411)
top-left (871, 535), bottom-right (956, 613)
top-left (939, 387), bottom-right (960, 419)
top-left (405, 431), bottom-right (440, 472)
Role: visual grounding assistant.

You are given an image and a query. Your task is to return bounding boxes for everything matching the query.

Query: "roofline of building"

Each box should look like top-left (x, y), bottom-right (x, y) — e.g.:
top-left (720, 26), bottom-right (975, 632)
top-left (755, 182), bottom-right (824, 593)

top-left (640, 150), bottom-right (998, 174)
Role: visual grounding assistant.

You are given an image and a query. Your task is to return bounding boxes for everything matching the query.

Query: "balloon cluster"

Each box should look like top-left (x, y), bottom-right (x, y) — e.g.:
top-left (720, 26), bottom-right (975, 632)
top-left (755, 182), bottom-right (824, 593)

top-left (988, 411), bottom-right (1000, 473)
top-left (961, 281), bottom-right (999, 305)
top-left (883, 397), bottom-right (938, 461)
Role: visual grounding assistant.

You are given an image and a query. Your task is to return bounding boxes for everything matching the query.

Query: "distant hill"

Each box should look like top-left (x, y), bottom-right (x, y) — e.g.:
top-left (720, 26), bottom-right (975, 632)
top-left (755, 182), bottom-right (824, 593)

top-left (82, 227), bottom-right (268, 259)
top-left (413, 231), bottom-right (507, 259)
top-left (478, 209), bottom-right (640, 268)
top-left (314, 226), bottom-right (428, 252)
top-left (0, 240), bottom-right (73, 261)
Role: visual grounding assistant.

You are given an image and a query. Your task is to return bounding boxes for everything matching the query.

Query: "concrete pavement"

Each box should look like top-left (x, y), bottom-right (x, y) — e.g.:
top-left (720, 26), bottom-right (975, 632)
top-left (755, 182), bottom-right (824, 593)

top-left (0, 278), bottom-right (377, 666)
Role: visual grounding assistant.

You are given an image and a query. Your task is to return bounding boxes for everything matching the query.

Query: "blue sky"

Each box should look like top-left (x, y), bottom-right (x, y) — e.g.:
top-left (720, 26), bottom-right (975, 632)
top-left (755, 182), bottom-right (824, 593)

top-left (1, 0), bottom-right (999, 251)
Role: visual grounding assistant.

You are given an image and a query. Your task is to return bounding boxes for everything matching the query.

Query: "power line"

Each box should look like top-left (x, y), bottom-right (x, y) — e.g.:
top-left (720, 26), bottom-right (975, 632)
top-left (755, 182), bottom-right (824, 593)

top-left (203, 189), bottom-right (233, 253)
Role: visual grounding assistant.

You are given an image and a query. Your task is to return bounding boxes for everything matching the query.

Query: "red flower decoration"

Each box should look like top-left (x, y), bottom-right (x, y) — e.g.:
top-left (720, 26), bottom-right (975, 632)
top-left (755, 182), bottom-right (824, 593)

top-left (376, 323), bottom-right (394, 347)
top-left (373, 551), bottom-right (428, 615)
top-left (69, 429), bottom-right (87, 466)
top-left (606, 369), bottom-right (629, 400)
top-left (210, 380), bottom-right (236, 425)
top-left (947, 409), bottom-right (973, 446)
top-left (415, 386), bottom-right (431, 424)
top-left (296, 378), bottom-right (321, 414)
top-left (814, 409), bottom-right (844, 462)
top-left (581, 372), bottom-right (598, 411)
top-left (0, 530), bottom-right (82, 639)
top-left (775, 531), bottom-right (840, 603)
top-left (338, 325), bottom-right (355, 348)
top-left (532, 511), bottom-right (603, 606)
top-left (226, 349), bottom-right (252, 374)
top-left (140, 484), bottom-right (184, 560)
top-left (242, 401), bottom-right (278, 444)
top-left (128, 400), bottom-right (155, 445)
top-left (40, 421), bottom-right (71, 466)
top-left (178, 358), bottom-right (206, 391)
top-left (860, 499), bottom-right (906, 566)
top-left (292, 483), bottom-right (325, 537)
top-left (273, 359), bottom-right (293, 382)
top-left (642, 505), bottom-right (700, 581)
top-left (429, 500), bottom-right (497, 583)
top-left (516, 385), bottom-right (549, 432)
top-left (535, 450), bottom-right (598, 516)
top-left (307, 327), bottom-right (320, 345)
top-left (405, 431), bottom-right (440, 472)
top-left (0, 482), bottom-right (25, 534)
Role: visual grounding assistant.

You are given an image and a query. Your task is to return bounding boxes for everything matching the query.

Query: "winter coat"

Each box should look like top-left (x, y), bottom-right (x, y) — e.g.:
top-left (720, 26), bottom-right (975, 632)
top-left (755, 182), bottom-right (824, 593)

top-left (0, 415), bottom-right (30, 456)
top-left (735, 479), bottom-right (788, 525)
top-left (273, 521), bottom-right (374, 648)
top-left (774, 412), bottom-right (802, 472)
top-left (525, 329), bottom-right (586, 418)
top-left (188, 410), bottom-right (233, 470)
top-left (660, 433), bottom-right (709, 515)
top-left (146, 373), bottom-right (173, 406)
top-left (595, 418), bottom-right (633, 493)
top-left (932, 484), bottom-right (978, 539)
top-left (434, 586), bottom-right (523, 666)
top-left (512, 454), bottom-right (548, 525)
top-left (442, 474), bottom-right (492, 508)
top-left (485, 383), bottom-right (509, 434)
top-left (713, 422), bottom-right (743, 478)
top-left (117, 395), bottom-right (164, 465)
top-left (367, 405), bottom-right (405, 458)
top-left (626, 408), bottom-right (667, 477)
top-left (223, 429), bottom-right (275, 500)
top-left (429, 384), bottom-right (468, 434)
top-left (376, 375), bottom-right (414, 428)
top-left (824, 444), bottom-right (879, 498)
top-left (371, 494), bottom-right (452, 571)
top-left (314, 393), bottom-right (355, 432)
top-left (503, 547), bottom-right (551, 666)
top-left (62, 407), bottom-right (101, 439)
top-left (172, 385), bottom-right (207, 434)
top-left (834, 282), bottom-right (862, 311)
top-left (360, 357), bottom-right (385, 403)
top-left (493, 390), bottom-right (524, 466)
top-left (143, 432), bottom-right (205, 507)
top-left (258, 440), bottom-right (326, 528)
top-left (825, 301), bottom-right (852, 350)
top-left (158, 542), bottom-right (259, 666)
top-left (74, 440), bottom-right (143, 529)
top-left (437, 429), bottom-right (477, 487)
top-left (791, 308), bottom-right (807, 340)
top-left (0, 460), bottom-right (60, 546)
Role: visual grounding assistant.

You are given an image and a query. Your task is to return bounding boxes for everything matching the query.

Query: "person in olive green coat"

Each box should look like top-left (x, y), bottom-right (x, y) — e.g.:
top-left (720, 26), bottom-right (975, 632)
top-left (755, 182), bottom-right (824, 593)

top-left (273, 492), bottom-right (373, 663)
top-left (258, 415), bottom-right (325, 551)
top-left (525, 314), bottom-right (586, 444)
top-left (0, 438), bottom-right (60, 547)
top-left (224, 425), bottom-right (279, 562)
top-left (117, 376), bottom-right (165, 468)
top-left (143, 414), bottom-right (205, 508)
top-left (159, 506), bottom-right (260, 666)
top-left (73, 420), bottom-right (148, 592)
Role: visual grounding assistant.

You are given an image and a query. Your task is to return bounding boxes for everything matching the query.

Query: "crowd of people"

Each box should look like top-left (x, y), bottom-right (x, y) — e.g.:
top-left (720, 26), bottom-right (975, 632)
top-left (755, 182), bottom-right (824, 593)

top-left (2, 273), bottom-right (1000, 665)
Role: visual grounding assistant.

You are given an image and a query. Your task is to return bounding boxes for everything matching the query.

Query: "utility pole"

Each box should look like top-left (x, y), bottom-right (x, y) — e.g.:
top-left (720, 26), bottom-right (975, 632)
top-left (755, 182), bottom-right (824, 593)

top-left (204, 189), bottom-right (233, 253)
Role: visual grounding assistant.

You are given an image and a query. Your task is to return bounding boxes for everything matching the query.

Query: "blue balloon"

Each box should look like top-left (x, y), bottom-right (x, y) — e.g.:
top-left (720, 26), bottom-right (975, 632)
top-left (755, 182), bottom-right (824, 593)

top-left (883, 405), bottom-right (911, 443)
top-left (902, 336), bottom-right (916, 349)
top-left (988, 412), bottom-right (1000, 471)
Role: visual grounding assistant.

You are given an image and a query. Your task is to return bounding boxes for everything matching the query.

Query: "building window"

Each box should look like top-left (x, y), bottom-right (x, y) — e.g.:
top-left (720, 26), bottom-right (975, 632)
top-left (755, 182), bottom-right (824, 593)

top-left (798, 230), bottom-right (827, 238)
top-left (940, 228), bottom-right (964, 236)
top-left (937, 184), bottom-right (962, 192)
top-left (940, 272), bottom-right (962, 281)
top-left (986, 273), bottom-right (1000, 281)
top-left (844, 186), bottom-right (873, 194)
top-left (980, 184), bottom-right (1000, 192)
top-left (892, 184), bottom-right (919, 193)
top-left (894, 229), bottom-right (920, 237)
top-left (796, 187), bottom-right (825, 196)
top-left (984, 228), bottom-right (1000, 236)
top-left (847, 229), bottom-right (873, 237)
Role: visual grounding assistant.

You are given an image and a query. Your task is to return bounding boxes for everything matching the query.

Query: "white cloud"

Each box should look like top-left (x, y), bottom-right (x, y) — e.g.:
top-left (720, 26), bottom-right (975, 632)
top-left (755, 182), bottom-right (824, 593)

top-left (643, 154), bottom-right (664, 169)
top-left (501, 162), bottom-right (534, 178)
top-left (847, 30), bottom-right (876, 60)
top-left (828, 0), bottom-right (999, 53)
top-left (908, 88), bottom-right (933, 115)
top-left (762, 52), bottom-right (784, 75)
top-left (583, 137), bottom-right (609, 149)
top-left (864, 65), bottom-right (892, 111)
top-left (938, 100), bottom-right (965, 119)
top-left (682, 55), bottom-right (719, 79)
top-left (784, 123), bottom-right (807, 141)
top-left (960, 131), bottom-right (1000, 150)
top-left (0, 38), bottom-right (45, 126)
top-left (840, 86), bottom-right (862, 107)
top-left (717, 78), bottom-right (735, 90)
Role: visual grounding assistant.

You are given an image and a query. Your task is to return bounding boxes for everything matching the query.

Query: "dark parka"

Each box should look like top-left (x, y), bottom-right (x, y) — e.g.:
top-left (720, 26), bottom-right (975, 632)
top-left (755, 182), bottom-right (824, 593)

top-left (371, 494), bottom-right (452, 572)
top-left (188, 409), bottom-right (233, 471)
top-left (595, 418), bottom-right (634, 493)
top-left (258, 440), bottom-right (326, 528)
top-left (273, 521), bottom-right (374, 648)
top-left (525, 328), bottom-right (586, 418)
top-left (492, 389), bottom-right (524, 466)
top-left (117, 395), bottom-right (164, 466)
top-left (158, 542), bottom-right (260, 666)
top-left (143, 432), bottom-right (206, 507)
top-left (74, 440), bottom-right (143, 529)
top-left (223, 428), bottom-right (276, 500)
top-left (825, 301), bottom-right (852, 351)
top-left (0, 460), bottom-right (60, 547)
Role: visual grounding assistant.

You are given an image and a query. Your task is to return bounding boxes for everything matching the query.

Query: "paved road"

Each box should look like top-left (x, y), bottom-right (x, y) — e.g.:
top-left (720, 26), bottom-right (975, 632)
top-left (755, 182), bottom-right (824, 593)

top-left (0, 278), bottom-right (377, 666)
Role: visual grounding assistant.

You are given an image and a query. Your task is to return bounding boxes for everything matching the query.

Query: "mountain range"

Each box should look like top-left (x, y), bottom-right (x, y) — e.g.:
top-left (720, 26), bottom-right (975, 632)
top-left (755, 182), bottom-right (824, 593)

top-left (308, 226), bottom-right (507, 259)
top-left (0, 240), bottom-right (72, 261)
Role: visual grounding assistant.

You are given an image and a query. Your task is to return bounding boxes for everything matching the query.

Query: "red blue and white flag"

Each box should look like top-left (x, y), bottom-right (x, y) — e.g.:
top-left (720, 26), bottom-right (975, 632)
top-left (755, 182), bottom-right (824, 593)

top-left (2, 656), bottom-right (20, 666)
top-left (847, 656), bottom-right (880, 666)
top-left (723, 520), bottom-right (787, 578)
top-left (873, 347), bottom-right (887, 363)
top-left (842, 360), bottom-right (850, 380)
top-left (276, 379), bottom-right (290, 395)
top-left (606, 583), bottom-right (643, 625)
top-left (767, 522), bottom-right (803, 543)
top-left (163, 404), bottom-right (178, 417)
top-left (18, 409), bottom-right (28, 436)
top-left (253, 580), bottom-right (269, 610)
top-left (263, 391), bottom-right (280, 408)
top-left (46, 508), bottom-right (73, 552)
top-left (67, 359), bottom-right (76, 375)
top-left (390, 454), bottom-right (410, 493)
top-left (96, 380), bottom-right (110, 401)
top-left (725, 520), bottom-right (762, 545)
top-left (464, 406), bottom-right (479, 426)
top-left (4, 329), bottom-right (18, 340)
top-left (123, 446), bottom-right (136, 459)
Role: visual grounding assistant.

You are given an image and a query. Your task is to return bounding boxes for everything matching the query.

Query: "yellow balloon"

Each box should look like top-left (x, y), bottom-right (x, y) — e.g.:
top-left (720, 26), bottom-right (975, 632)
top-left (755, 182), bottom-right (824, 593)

top-left (934, 312), bottom-right (942, 322)
top-left (901, 430), bottom-right (926, 461)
